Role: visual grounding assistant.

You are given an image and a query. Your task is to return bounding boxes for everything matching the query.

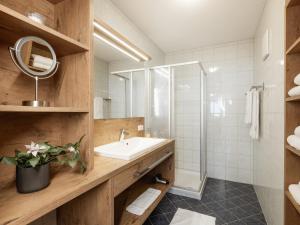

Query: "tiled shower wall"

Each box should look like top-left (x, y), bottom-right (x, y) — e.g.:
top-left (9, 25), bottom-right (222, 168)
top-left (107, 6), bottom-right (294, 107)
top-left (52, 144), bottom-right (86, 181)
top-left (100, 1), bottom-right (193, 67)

top-left (166, 39), bottom-right (254, 184)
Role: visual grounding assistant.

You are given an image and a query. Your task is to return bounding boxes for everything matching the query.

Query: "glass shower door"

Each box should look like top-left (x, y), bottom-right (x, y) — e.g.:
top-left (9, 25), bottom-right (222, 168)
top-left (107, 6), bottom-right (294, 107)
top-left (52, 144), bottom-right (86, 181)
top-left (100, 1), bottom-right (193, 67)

top-left (172, 64), bottom-right (202, 191)
top-left (149, 67), bottom-right (171, 138)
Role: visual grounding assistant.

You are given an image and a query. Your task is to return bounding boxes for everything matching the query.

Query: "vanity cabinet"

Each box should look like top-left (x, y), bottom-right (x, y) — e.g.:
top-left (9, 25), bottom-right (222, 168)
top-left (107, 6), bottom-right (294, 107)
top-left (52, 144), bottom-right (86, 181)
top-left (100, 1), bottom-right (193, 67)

top-left (113, 144), bottom-right (174, 196)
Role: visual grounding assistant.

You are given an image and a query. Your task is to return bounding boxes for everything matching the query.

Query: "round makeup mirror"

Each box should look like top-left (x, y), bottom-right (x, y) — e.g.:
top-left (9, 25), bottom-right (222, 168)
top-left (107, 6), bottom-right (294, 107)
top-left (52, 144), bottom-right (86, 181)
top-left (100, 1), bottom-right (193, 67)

top-left (9, 36), bottom-right (59, 107)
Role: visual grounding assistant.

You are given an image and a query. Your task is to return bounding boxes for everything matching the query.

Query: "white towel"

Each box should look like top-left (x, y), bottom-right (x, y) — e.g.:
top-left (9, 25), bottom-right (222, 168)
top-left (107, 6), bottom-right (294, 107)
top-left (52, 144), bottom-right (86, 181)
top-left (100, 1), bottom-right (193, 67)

top-left (32, 62), bottom-right (51, 70)
top-left (287, 135), bottom-right (300, 150)
top-left (94, 97), bottom-right (103, 119)
top-left (249, 90), bottom-right (260, 139)
top-left (170, 208), bottom-right (216, 225)
top-left (244, 91), bottom-right (253, 124)
top-left (288, 86), bottom-right (300, 97)
top-left (294, 73), bottom-right (300, 85)
top-left (289, 184), bottom-right (300, 205)
top-left (295, 126), bottom-right (300, 138)
top-left (31, 54), bottom-right (53, 66)
top-left (126, 188), bottom-right (161, 216)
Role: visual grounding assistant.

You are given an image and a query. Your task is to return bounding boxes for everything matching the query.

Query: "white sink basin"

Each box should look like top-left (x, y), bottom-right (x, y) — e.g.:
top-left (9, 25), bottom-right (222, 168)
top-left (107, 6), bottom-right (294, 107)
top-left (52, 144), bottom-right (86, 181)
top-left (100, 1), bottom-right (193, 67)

top-left (94, 137), bottom-right (166, 160)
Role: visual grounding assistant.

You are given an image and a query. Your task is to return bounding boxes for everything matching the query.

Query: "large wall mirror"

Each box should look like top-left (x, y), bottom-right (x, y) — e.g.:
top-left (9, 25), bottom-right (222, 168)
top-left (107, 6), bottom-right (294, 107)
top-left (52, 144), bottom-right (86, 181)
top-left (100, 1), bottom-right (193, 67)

top-left (93, 19), bottom-right (150, 119)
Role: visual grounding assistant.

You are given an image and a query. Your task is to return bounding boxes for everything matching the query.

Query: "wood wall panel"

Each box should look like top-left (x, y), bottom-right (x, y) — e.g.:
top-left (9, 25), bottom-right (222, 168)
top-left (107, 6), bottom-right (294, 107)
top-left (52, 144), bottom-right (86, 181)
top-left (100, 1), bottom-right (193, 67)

top-left (94, 118), bottom-right (145, 146)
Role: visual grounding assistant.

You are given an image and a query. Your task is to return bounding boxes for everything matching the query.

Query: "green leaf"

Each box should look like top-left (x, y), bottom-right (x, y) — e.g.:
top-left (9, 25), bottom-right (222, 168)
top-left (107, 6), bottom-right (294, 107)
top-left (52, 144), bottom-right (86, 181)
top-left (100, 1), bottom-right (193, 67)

top-left (1, 157), bottom-right (17, 165)
top-left (68, 159), bottom-right (78, 168)
top-left (28, 157), bottom-right (40, 167)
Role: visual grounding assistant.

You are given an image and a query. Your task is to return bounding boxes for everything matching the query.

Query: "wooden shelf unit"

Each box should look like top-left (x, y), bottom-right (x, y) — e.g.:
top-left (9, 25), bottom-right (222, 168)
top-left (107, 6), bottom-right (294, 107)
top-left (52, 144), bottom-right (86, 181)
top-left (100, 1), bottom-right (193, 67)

top-left (285, 1), bottom-right (300, 224)
top-left (0, 0), bottom-right (94, 223)
top-left (286, 0), bottom-right (300, 8)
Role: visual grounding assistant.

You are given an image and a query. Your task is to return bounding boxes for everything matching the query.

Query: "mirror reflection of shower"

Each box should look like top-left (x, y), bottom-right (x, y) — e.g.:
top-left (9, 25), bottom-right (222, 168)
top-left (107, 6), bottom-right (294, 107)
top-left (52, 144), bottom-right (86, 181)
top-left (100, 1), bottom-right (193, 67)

top-left (106, 70), bottom-right (146, 119)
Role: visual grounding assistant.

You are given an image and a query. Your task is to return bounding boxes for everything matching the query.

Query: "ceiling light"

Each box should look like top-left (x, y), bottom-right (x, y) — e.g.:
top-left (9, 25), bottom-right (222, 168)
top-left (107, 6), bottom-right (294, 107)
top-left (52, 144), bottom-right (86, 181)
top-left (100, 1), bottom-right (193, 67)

top-left (93, 20), bottom-right (150, 61)
top-left (93, 33), bottom-right (141, 62)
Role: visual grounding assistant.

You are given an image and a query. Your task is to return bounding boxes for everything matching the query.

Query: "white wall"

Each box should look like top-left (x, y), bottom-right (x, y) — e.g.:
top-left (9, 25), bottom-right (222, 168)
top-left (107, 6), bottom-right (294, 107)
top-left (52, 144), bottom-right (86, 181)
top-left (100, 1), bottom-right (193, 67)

top-left (94, 0), bottom-right (165, 72)
top-left (166, 39), bottom-right (255, 184)
top-left (253, 0), bottom-right (285, 224)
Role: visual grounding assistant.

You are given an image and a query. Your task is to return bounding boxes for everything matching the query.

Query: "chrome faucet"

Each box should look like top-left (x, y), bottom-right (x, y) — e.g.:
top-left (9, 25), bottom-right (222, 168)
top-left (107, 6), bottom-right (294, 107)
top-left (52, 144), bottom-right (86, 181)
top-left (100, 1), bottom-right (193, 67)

top-left (119, 128), bottom-right (129, 142)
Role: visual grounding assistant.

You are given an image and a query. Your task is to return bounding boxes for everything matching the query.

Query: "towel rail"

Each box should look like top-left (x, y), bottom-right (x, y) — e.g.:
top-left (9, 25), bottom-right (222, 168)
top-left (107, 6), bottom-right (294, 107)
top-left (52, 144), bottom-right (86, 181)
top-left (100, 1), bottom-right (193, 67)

top-left (245, 82), bottom-right (264, 95)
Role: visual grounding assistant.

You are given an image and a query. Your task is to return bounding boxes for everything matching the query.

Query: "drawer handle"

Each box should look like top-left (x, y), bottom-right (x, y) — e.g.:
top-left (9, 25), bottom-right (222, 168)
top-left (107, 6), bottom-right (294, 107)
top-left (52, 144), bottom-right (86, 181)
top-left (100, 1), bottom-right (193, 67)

top-left (133, 151), bottom-right (173, 178)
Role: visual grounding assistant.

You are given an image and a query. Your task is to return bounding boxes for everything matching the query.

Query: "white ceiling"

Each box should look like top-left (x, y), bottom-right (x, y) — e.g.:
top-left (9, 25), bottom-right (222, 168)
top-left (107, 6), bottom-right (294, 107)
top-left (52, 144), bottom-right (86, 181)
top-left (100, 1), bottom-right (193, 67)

top-left (94, 37), bottom-right (128, 62)
top-left (111, 0), bottom-right (267, 53)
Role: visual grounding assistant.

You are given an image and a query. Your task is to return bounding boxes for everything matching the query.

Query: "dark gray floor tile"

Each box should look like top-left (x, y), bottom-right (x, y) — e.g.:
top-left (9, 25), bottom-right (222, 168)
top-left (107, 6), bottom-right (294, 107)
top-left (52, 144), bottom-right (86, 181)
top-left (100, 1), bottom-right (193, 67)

top-left (227, 219), bottom-right (246, 225)
top-left (205, 201), bottom-right (225, 212)
top-left (149, 214), bottom-right (169, 225)
top-left (164, 211), bottom-right (176, 222)
top-left (171, 200), bottom-right (191, 210)
top-left (213, 209), bottom-right (239, 223)
top-left (143, 219), bottom-right (152, 225)
top-left (166, 193), bottom-right (186, 203)
top-left (229, 206), bottom-right (250, 219)
top-left (156, 201), bottom-right (177, 214)
top-left (241, 215), bottom-right (267, 225)
top-left (218, 200), bottom-right (237, 209)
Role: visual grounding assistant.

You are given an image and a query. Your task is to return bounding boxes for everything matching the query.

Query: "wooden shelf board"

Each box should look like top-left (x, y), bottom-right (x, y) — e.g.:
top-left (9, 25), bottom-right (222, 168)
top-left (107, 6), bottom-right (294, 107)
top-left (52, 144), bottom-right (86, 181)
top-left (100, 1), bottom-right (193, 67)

top-left (46, 0), bottom-right (65, 4)
top-left (286, 95), bottom-right (300, 102)
top-left (287, 37), bottom-right (300, 55)
top-left (0, 105), bottom-right (89, 113)
top-left (286, 0), bottom-right (300, 7)
top-left (286, 191), bottom-right (300, 215)
top-left (286, 145), bottom-right (300, 157)
top-left (118, 182), bottom-right (171, 225)
top-left (0, 4), bottom-right (89, 57)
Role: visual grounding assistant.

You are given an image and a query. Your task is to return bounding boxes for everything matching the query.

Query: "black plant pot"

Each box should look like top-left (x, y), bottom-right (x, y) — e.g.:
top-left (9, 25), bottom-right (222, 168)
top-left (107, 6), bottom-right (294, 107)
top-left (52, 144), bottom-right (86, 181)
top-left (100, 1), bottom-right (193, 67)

top-left (16, 163), bottom-right (50, 193)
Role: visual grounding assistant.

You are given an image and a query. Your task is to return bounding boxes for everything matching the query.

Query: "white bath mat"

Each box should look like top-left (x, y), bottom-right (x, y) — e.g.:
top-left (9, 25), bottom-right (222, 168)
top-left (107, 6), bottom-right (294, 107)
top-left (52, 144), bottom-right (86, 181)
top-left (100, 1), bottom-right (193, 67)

top-left (170, 208), bottom-right (216, 225)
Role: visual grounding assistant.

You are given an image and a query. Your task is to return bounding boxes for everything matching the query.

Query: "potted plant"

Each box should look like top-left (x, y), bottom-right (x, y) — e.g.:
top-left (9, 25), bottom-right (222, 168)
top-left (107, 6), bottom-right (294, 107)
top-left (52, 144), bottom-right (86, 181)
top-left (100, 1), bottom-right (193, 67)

top-left (0, 136), bottom-right (86, 193)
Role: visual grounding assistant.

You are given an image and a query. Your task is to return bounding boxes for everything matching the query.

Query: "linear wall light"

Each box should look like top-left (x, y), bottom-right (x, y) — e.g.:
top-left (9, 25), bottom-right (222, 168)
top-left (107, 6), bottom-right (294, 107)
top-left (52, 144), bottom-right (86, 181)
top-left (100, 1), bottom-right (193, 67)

top-left (93, 33), bottom-right (141, 62)
top-left (93, 19), bottom-right (151, 62)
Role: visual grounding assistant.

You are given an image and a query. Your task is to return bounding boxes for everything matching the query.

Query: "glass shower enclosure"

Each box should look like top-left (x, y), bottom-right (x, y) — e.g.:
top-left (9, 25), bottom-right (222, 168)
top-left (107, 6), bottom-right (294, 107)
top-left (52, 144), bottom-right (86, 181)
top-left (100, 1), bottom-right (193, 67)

top-left (149, 62), bottom-right (207, 199)
top-left (109, 61), bottom-right (207, 199)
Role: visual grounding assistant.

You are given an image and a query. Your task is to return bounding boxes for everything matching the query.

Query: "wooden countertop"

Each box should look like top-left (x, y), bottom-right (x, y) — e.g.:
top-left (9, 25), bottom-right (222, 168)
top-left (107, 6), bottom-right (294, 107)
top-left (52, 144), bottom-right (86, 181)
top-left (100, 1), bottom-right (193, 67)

top-left (0, 139), bottom-right (174, 225)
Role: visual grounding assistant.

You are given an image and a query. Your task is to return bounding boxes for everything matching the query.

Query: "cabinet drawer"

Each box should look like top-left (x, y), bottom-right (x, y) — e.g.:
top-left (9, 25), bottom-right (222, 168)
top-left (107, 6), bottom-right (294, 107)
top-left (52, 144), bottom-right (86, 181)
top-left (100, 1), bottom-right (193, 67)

top-left (113, 144), bottom-right (174, 196)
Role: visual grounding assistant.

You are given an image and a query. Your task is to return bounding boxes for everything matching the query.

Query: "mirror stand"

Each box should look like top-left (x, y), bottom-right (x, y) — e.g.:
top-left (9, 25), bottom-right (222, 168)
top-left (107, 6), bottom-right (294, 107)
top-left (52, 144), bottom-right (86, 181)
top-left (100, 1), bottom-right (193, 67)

top-left (9, 36), bottom-right (59, 107)
top-left (22, 76), bottom-right (48, 107)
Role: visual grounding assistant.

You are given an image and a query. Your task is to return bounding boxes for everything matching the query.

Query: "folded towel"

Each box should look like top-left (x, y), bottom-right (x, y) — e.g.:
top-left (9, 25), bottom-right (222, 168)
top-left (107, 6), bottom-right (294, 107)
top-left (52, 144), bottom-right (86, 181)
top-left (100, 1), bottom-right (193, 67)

top-left (288, 86), bottom-right (300, 97)
top-left (295, 73), bottom-right (300, 85)
top-left (289, 184), bottom-right (300, 205)
top-left (249, 90), bottom-right (260, 139)
top-left (31, 54), bottom-right (53, 66)
top-left (32, 62), bottom-right (51, 70)
top-left (244, 91), bottom-right (253, 124)
top-left (287, 135), bottom-right (300, 150)
top-left (126, 188), bottom-right (161, 216)
top-left (295, 126), bottom-right (300, 138)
